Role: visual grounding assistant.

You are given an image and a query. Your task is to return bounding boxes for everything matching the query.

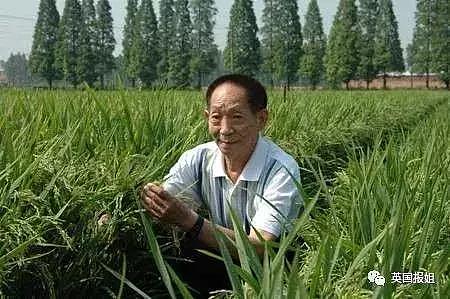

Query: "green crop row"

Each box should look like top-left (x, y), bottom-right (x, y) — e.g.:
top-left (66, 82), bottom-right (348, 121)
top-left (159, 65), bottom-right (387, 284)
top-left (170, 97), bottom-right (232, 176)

top-left (298, 106), bottom-right (449, 298)
top-left (0, 89), bottom-right (448, 297)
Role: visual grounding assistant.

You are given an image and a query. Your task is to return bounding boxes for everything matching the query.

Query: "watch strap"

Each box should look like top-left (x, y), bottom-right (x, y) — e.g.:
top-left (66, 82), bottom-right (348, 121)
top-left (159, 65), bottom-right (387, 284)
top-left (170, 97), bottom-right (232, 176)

top-left (186, 215), bottom-right (204, 240)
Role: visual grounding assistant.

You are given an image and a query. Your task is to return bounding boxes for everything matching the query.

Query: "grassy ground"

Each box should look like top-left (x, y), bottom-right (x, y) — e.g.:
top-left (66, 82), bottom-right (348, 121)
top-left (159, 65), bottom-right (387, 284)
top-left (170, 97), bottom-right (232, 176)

top-left (0, 89), bottom-right (448, 298)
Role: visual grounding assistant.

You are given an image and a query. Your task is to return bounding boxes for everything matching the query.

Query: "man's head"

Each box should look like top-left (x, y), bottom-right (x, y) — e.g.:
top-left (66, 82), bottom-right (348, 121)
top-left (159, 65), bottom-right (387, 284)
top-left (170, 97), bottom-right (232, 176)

top-left (204, 74), bottom-right (268, 158)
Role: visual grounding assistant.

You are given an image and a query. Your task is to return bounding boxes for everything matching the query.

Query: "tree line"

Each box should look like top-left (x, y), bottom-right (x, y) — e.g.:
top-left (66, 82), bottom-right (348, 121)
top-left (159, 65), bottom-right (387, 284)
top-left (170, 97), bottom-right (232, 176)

top-left (29, 0), bottom-right (114, 88)
top-left (23, 0), bottom-right (449, 89)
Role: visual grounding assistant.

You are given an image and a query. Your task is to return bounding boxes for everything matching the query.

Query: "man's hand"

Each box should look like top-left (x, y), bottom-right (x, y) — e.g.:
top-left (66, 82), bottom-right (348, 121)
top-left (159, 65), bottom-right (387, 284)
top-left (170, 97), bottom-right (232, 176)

top-left (140, 183), bottom-right (276, 258)
top-left (140, 183), bottom-right (197, 231)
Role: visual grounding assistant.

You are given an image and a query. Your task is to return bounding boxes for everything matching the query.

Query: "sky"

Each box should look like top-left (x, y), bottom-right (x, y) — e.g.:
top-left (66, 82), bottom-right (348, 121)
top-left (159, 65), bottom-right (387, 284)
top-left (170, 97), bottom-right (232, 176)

top-left (0, 0), bottom-right (417, 62)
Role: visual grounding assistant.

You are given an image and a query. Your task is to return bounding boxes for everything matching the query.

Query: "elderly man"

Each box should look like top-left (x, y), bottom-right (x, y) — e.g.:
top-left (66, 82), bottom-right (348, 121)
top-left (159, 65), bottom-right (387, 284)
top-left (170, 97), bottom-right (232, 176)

top-left (141, 74), bottom-right (302, 296)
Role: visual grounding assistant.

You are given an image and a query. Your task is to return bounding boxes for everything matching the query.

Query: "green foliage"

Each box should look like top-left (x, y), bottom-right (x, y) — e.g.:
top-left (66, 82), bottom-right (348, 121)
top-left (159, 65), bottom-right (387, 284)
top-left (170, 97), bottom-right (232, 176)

top-left (261, 0), bottom-right (302, 88)
top-left (190, 0), bottom-right (218, 88)
top-left (168, 0), bottom-right (192, 88)
top-left (136, 0), bottom-right (159, 87)
top-left (324, 0), bottom-right (360, 89)
top-left (409, 0), bottom-right (449, 88)
top-left (274, 0), bottom-right (302, 88)
top-left (330, 108), bottom-right (449, 298)
top-left (96, 0), bottom-right (116, 88)
top-left (224, 0), bottom-right (261, 76)
top-left (29, 0), bottom-right (61, 88)
top-left (430, 0), bottom-right (449, 88)
top-left (374, 0), bottom-right (405, 80)
top-left (78, 0), bottom-right (99, 87)
top-left (122, 0), bottom-right (139, 87)
top-left (158, 0), bottom-right (175, 84)
top-left (300, 0), bottom-right (326, 89)
top-left (56, 0), bottom-right (83, 87)
top-left (410, 0), bottom-right (434, 78)
top-left (4, 52), bottom-right (31, 86)
top-left (357, 0), bottom-right (378, 88)
top-left (261, 0), bottom-right (280, 86)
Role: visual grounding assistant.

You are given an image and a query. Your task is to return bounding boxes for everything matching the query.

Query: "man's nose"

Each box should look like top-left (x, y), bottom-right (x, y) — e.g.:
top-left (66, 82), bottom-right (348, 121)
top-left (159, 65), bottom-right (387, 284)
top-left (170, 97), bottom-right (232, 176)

top-left (220, 117), bottom-right (234, 135)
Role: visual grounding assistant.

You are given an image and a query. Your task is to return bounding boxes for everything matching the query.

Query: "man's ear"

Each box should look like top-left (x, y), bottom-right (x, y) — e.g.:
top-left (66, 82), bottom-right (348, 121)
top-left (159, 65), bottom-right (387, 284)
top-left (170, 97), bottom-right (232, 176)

top-left (203, 109), bottom-right (209, 119)
top-left (257, 109), bottom-right (268, 129)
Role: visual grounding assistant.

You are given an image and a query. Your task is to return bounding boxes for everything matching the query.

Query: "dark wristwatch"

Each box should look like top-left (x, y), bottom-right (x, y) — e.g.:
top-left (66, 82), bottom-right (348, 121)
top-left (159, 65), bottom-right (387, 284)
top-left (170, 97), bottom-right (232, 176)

top-left (186, 215), bottom-right (204, 240)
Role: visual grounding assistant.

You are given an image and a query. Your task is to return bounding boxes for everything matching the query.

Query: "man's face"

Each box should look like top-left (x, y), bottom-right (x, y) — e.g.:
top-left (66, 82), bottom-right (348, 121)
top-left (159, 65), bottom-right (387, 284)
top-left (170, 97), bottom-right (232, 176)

top-left (204, 83), bottom-right (267, 157)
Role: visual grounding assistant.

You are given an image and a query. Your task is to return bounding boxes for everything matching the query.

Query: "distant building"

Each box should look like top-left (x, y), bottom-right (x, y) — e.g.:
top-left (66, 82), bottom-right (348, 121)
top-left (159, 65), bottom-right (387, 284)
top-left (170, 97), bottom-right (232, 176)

top-left (348, 72), bottom-right (445, 89)
top-left (0, 67), bottom-right (7, 85)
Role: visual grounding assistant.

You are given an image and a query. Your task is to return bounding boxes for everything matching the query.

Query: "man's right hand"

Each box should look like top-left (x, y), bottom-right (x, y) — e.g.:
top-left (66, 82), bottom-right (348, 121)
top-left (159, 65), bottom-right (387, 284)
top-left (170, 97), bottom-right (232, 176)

top-left (140, 182), bottom-right (197, 231)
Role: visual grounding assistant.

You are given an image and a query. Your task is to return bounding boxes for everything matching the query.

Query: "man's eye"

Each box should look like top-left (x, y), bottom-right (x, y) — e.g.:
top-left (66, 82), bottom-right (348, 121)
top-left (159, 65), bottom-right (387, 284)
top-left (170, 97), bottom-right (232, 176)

top-left (233, 115), bottom-right (243, 119)
top-left (211, 115), bottom-right (220, 120)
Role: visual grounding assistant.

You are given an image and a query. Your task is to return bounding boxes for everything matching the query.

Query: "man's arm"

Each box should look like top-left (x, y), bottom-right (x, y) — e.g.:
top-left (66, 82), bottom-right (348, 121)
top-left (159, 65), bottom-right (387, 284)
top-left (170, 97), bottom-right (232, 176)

top-left (141, 183), bottom-right (277, 258)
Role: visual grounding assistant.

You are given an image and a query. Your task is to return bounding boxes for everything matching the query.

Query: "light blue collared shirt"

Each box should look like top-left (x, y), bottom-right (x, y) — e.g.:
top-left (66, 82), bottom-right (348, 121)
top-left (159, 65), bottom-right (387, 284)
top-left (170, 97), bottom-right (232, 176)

top-left (163, 135), bottom-right (302, 237)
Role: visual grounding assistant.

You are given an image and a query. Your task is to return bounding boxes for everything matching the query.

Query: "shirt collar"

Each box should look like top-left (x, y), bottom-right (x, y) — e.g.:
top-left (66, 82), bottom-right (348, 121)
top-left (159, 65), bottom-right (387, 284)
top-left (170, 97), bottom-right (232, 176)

top-left (212, 134), bottom-right (268, 182)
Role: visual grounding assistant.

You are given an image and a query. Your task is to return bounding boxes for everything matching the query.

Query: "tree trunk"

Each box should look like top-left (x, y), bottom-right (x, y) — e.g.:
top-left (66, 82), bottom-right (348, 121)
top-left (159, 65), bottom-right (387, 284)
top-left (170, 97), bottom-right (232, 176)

top-left (345, 81), bottom-right (349, 90)
top-left (366, 80), bottom-right (370, 90)
top-left (426, 71), bottom-right (429, 89)
top-left (48, 78), bottom-right (53, 89)
top-left (410, 73), bottom-right (413, 88)
top-left (131, 78), bottom-right (135, 88)
top-left (283, 84), bottom-right (287, 101)
top-left (383, 73), bottom-right (387, 89)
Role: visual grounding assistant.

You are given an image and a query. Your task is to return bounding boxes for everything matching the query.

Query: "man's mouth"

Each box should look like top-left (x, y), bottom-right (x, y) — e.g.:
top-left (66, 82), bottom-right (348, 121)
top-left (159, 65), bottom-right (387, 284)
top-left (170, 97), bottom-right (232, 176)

top-left (218, 140), bottom-right (236, 144)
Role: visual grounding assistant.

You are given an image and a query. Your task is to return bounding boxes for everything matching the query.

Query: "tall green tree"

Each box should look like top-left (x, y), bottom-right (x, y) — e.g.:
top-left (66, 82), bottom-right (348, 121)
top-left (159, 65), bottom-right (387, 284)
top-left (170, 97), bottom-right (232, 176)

top-left (78, 0), bottom-right (98, 87)
top-left (261, 0), bottom-right (280, 86)
top-left (431, 0), bottom-right (449, 89)
top-left (56, 0), bottom-right (83, 87)
top-left (374, 0), bottom-right (404, 89)
top-left (410, 0), bottom-right (434, 88)
top-left (224, 0), bottom-right (261, 76)
top-left (168, 0), bottom-right (192, 87)
top-left (122, 0), bottom-right (139, 87)
top-left (325, 0), bottom-right (360, 89)
top-left (96, 0), bottom-right (116, 88)
top-left (29, 0), bottom-right (61, 88)
top-left (4, 53), bottom-right (31, 86)
top-left (190, 0), bottom-right (218, 88)
top-left (357, 0), bottom-right (378, 89)
top-left (158, 0), bottom-right (175, 84)
top-left (300, 0), bottom-right (326, 89)
top-left (137, 0), bottom-right (159, 87)
top-left (273, 0), bottom-right (302, 89)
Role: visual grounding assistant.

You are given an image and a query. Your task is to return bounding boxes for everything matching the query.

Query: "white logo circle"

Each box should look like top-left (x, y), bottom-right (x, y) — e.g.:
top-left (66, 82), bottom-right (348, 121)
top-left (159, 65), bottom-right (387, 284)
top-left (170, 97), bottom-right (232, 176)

top-left (368, 270), bottom-right (380, 282)
top-left (374, 275), bottom-right (386, 286)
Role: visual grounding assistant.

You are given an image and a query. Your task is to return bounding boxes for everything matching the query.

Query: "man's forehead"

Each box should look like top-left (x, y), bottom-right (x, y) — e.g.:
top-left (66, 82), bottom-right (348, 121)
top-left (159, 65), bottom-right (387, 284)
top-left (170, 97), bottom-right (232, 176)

top-left (209, 100), bottom-right (246, 110)
top-left (210, 83), bottom-right (249, 109)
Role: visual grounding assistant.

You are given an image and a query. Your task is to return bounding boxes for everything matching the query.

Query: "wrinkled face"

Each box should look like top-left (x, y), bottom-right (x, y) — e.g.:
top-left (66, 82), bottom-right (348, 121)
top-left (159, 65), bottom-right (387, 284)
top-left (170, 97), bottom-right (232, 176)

top-left (204, 83), bottom-right (267, 157)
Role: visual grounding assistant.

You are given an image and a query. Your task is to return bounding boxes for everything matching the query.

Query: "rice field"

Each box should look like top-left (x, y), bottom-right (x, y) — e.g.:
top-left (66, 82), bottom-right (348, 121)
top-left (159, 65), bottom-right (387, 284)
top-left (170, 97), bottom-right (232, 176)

top-left (0, 88), bottom-right (448, 298)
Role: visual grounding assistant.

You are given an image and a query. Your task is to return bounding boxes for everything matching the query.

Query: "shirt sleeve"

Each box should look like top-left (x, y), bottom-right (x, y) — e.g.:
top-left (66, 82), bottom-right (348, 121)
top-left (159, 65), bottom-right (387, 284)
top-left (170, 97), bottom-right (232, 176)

top-left (251, 164), bottom-right (303, 237)
top-left (162, 149), bottom-right (204, 207)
